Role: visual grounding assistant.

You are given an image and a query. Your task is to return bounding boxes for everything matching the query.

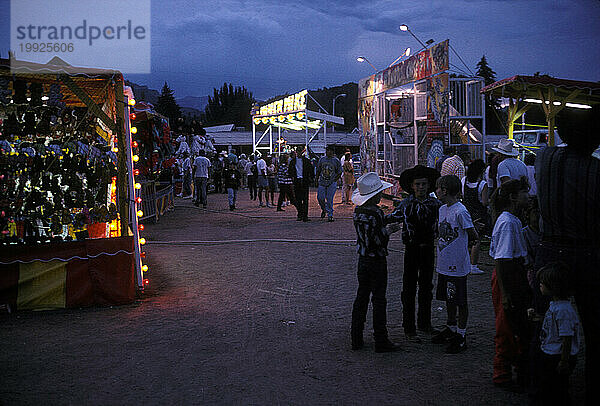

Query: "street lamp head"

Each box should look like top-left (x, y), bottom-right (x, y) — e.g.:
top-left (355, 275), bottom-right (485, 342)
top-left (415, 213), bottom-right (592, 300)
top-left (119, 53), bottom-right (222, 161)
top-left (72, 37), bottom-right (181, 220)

top-left (339, 93), bottom-right (347, 98)
top-left (399, 24), bottom-right (409, 32)
top-left (404, 47), bottom-right (411, 57)
top-left (356, 56), bottom-right (378, 71)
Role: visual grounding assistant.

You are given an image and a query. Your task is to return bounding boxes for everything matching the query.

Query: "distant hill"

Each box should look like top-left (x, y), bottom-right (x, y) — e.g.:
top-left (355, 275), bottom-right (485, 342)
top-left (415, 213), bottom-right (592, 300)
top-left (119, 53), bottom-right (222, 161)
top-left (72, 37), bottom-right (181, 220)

top-left (125, 81), bottom-right (160, 105)
top-left (181, 106), bottom-right (203, 118)
top-left (177, 95), bottom-right (209, 112)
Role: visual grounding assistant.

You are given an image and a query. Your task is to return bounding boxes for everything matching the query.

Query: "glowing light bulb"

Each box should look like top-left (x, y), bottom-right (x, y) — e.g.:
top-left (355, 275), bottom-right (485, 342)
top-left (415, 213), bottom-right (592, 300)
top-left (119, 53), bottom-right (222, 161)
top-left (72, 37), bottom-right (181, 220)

top-left (140, 251), bottom-right (146, 258)
top-left (130, 113), bottom-right (136, 120)
top-left (138, 224), bottom-right (144, 231)
top-left (134, 182), bottom-right (141, 189)
top-left (132, 141), bottom-right (138, 148)
top-left (139, 237), bottom-right (146, 245)
top-left (133, 155), bottom-right (139, 162)
top-left (131, 127), bottom-right (137, 134)
top-left (112, 147), bottom-right (118, 153)
top-left (135, 197), bottom-right (142, 203)
top-left (137, 210), bottom-right (143, 217)
top-left (142, 264), bottom-right (148, 272)
top-left (133, 169), bottom-right (140, 176)
top-left (143, 278), bottom-right (149, 286)
top-left (128, 99), bottom-right (136, 106)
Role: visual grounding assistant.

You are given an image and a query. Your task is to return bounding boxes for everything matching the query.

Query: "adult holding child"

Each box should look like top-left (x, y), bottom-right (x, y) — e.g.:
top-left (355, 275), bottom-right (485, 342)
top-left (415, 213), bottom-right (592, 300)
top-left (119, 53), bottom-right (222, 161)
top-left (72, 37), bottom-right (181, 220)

top-left (535, 104), bottom-right (600, 405)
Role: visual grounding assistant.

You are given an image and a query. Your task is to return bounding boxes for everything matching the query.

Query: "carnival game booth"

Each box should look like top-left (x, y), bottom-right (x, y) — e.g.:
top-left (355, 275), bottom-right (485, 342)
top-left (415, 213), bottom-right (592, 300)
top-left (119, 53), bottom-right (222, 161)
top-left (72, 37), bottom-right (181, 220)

top-left (129, 102), bottom-right (174, 223)
top-left (481, 75), bottom-right (600, 146)
top-left (357, 40), bottom-right (486, 196)
top-left (0, 57), bottom-right (148, 311)
top-left (251, 89), bottom-right (344, 156)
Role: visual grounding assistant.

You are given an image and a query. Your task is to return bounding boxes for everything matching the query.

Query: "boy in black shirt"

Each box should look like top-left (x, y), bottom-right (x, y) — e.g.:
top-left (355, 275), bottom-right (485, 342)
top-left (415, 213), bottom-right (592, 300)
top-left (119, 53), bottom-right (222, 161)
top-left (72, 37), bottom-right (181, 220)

top-left (389, 165), bottom-right (441, 339)
top-left (223, 162), bottom-right (241, 211)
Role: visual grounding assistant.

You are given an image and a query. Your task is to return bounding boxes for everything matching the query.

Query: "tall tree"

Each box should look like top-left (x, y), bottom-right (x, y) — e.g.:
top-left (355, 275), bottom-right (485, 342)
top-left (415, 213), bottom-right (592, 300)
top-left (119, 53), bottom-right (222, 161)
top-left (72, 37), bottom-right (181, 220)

top-left (155, 82), bottom-right (181, 125)
top-left (476, 55), bottom-right (504, 134)
top-left (202, 83), bottom-right (255, 129)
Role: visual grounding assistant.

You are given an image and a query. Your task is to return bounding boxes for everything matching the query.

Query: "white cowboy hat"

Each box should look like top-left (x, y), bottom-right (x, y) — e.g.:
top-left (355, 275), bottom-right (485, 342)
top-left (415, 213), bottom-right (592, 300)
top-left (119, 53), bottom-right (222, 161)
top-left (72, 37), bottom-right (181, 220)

top-left (491, 138), bottom-right (519, 157)
top-left (352, 172), bottom-right (393, 206)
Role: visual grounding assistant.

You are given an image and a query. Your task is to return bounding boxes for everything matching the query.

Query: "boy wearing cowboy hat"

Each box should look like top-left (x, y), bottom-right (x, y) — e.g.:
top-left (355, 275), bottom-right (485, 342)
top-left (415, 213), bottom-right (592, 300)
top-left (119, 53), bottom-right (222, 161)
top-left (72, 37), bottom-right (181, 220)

top-left (389, 165), bottom-right (441, 339)
top-left (493, 138), bottom-right (527, 186)
top-left (351, 172), bottom-right (400, 353)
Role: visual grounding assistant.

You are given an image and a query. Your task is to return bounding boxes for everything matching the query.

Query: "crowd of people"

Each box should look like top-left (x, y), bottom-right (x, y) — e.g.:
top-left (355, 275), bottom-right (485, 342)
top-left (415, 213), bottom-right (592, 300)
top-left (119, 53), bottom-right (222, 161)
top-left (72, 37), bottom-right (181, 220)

top-left (173, 137), bottom-right (356, 221)
top-left (167, 107), bottom-right (598, 404)
top-left (350, 104), bottom-right (599, 405)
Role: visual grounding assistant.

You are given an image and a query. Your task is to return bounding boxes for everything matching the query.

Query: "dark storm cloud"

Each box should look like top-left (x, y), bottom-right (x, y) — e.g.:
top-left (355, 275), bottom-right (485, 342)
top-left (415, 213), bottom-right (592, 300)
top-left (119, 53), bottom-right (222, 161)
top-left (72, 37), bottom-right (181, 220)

top-left (1, 0), bottom-right (598, 100)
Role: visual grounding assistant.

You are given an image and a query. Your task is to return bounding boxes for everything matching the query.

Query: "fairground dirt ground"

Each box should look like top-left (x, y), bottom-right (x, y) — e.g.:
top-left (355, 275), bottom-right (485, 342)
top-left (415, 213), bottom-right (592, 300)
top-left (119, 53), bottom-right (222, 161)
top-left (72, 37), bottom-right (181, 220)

top-left (0, 188), bottom-right (585, 405)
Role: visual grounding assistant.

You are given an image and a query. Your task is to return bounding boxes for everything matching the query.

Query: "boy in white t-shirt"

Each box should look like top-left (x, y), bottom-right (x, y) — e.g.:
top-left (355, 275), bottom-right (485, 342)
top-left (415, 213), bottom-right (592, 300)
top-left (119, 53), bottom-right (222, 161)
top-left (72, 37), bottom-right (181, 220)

top-left (532, 262), bottom-right (580, 405)
top-left (431, 175), bottom-right (479, 353)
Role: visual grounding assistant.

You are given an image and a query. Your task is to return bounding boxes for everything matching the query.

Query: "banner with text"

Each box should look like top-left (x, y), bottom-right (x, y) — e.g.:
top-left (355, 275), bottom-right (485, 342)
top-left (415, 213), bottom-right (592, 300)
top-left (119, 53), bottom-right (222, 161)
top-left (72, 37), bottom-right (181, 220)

top-left (358, 40), bottom-right (449, 98)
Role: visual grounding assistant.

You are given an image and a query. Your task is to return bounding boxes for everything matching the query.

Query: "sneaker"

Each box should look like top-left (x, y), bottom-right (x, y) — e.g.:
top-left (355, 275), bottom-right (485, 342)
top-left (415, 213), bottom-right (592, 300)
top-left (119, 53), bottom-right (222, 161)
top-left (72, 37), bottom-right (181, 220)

top-left (470, 265), bottom-right (484, 274)
top-left (374, 339), bottom-right (401, 353)
top-left (259, 203), bottom-right (265, 207)
top-left (327, 216), bottom-right (334, 222)
top-left (431, 326), bottom-right (456, 344)
top-left (321, 210), bottom-right (326, 218)
top-left (266, 203), bottom-right (271, 208)
top-left (445, 333), bottom-right (467, 354)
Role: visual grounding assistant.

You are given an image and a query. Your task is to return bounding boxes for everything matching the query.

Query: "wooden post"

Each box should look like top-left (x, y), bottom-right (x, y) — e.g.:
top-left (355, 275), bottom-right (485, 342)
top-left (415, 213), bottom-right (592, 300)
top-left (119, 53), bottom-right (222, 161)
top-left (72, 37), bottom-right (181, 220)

top-left (114, 78), bottom-right (129, 236)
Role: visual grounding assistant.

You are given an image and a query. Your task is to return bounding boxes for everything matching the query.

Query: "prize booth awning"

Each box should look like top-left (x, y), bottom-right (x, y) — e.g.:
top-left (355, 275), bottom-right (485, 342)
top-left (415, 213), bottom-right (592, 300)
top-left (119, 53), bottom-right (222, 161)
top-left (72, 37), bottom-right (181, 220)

top-left (481, 75), bottom-right (600, 146)
top-left (0, 57), bottom-right (147, 311)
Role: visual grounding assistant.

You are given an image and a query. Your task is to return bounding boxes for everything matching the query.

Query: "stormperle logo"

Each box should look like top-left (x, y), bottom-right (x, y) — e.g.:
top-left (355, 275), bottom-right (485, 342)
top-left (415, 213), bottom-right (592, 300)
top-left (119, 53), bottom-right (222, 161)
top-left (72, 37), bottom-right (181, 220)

top-left (10, 0), bottom-right (151, 74)
top-left (15, 20), bottom-right (147, 46)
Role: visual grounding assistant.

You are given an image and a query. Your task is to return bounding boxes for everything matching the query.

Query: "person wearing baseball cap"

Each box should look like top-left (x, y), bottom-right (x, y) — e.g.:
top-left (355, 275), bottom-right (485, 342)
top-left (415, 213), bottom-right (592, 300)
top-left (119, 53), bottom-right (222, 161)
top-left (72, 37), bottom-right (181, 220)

top-left (351, 172), bottom-right (400, 352)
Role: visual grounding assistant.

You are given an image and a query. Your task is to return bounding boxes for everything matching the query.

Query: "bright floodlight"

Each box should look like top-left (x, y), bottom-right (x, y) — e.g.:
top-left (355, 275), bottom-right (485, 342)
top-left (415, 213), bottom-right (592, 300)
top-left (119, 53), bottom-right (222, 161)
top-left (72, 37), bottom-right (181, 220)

top-left (404, 47), bottom-right (411, 56)
top-left (399, 24), bottom-right (409, 31)
top-left (356, 56), bottom-right (378, 71)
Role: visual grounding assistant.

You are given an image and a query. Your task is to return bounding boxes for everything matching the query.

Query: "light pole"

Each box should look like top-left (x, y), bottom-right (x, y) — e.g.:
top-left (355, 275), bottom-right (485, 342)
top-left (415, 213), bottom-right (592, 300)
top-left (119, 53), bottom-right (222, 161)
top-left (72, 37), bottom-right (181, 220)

top-left (388, 47), bottom-right (411, 67)
top-left (399, 24), bottom-right (427, 49)
top-left (332, 93), bottom-right (346, 132)
top-left (356, 56), bottom-right (378, 72)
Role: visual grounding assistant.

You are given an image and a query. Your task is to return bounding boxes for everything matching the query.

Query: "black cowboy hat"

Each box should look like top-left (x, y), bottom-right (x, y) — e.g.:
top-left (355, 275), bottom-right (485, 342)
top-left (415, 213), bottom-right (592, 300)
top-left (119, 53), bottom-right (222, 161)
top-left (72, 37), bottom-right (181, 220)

top-left (399, 165), bottom-right (440, 194)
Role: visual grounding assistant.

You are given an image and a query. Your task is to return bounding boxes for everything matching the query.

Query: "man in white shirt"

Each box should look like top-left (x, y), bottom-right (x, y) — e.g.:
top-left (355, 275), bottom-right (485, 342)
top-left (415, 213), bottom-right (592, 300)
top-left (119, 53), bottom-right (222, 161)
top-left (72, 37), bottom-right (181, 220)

top-left (192, 150), bottom-right (211, 207)
top-left (492, 138), bottom-right (527, 186)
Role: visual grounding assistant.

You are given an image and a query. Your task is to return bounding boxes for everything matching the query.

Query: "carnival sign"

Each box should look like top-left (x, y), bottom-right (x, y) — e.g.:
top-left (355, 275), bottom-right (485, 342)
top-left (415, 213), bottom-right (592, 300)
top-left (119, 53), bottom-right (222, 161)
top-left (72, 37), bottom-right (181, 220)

top-left (358, 40), bottom-right (449, 98)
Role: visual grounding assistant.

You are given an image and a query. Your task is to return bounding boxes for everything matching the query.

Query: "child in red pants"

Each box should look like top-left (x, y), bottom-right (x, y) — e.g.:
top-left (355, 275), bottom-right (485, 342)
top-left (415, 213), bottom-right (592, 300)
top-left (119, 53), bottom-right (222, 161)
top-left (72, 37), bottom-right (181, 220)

top-left (488, 178), bottom-right (531, 390)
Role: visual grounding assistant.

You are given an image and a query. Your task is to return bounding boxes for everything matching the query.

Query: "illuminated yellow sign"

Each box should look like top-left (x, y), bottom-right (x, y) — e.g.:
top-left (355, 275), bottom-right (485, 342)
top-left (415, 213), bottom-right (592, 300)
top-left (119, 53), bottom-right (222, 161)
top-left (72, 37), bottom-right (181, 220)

top-left (256, 89), bottom-right (308, 117)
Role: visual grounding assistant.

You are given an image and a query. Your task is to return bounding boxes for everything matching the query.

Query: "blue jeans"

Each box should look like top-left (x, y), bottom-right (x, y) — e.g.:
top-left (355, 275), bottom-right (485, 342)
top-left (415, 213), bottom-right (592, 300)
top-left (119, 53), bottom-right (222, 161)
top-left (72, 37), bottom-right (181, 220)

top-left (194, 177), bottom-right (208, 205)
top-left (227, 188), bottom-right (237, 207)
top-left (317, 182), bottom-right (337, 217)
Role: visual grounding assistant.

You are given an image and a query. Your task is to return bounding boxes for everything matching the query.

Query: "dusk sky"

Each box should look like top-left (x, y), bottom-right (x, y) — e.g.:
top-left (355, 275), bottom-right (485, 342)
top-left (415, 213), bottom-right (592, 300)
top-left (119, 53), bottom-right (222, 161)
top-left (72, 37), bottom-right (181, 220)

top-left (1, 0), bottom-right (599, 101)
